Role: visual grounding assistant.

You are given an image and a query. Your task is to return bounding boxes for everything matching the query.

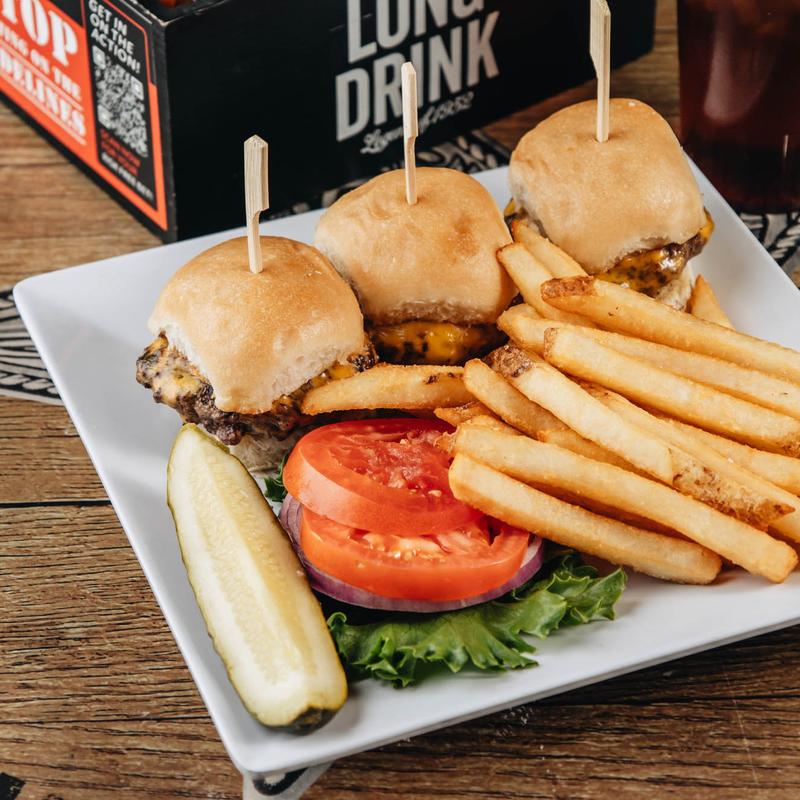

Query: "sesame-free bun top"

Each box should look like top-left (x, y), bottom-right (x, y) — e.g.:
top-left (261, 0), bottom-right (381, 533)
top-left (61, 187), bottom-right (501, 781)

top-left (509, 99), bottom-right (706, 273)
top-left (314, 168), bottom-right (515, 326)
top-left (148, 236), bottom-right (365, 413)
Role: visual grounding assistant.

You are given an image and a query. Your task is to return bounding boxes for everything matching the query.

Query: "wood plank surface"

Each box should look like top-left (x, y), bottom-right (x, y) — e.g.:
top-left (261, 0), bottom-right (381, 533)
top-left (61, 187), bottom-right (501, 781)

top-left (4, 1), bottom-right (800, 798)
top-left (0, 403), bottom-right (105, 502)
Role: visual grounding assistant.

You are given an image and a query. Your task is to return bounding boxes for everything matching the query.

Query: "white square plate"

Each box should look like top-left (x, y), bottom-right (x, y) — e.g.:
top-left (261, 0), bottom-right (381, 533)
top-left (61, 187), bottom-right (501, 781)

top-left (15, 166), bottom-right (800, 778)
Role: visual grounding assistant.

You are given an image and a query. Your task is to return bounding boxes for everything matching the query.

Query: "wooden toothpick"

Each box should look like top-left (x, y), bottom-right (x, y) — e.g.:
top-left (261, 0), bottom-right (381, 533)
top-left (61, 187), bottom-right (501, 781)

top-left (590, 0), bottom-right (611, 143)
top-left (401, 62), bottom-right (418, 205)
top-left (244, 135), bottom-right (269, 274)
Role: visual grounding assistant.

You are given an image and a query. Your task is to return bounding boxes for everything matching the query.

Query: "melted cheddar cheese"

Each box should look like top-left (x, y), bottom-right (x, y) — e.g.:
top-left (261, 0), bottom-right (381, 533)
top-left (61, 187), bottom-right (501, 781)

top-left (371, 322), bottom-right (497, 366)
top-left (272, 362), bottom-right (358, 410)
top-left (601, 212), bottom-right (715, 294)
top-left (138, 337), bottom-right (205, 406)
top-left (504, 201), bottom-right (714, 297)
top-left (138, 336), bottom-right (363, 413)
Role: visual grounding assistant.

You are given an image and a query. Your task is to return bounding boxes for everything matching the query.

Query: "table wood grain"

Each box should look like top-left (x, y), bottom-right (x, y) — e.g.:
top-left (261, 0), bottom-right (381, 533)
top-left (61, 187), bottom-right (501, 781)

top-left (3, 1), bottom-right (800, 798)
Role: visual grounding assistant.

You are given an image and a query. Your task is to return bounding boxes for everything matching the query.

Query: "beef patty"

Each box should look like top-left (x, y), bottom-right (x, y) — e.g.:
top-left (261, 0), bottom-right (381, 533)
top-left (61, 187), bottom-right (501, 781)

top-left (136, 336), bottom-right (376, 445)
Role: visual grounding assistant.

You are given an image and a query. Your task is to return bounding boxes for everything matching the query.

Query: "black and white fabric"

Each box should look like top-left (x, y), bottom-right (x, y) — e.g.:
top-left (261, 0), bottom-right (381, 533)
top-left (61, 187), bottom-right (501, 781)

top-left (242, 763), bottom-right (333, 800)
top-left (3, 130), bottom-right (800, 799)
top-left (0, 288), bottom-right (60, 404)
top-left (741, 210), bottom-right (800, 288)
top-left (271, 129), bottom-right (510, 218)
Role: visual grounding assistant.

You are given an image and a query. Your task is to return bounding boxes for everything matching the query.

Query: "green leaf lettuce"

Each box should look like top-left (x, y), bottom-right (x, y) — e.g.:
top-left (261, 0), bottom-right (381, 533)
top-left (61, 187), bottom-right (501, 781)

top-left (263, 453), bottom-right (288, 503)
top-left (327, 551), bottom-right (626, 687)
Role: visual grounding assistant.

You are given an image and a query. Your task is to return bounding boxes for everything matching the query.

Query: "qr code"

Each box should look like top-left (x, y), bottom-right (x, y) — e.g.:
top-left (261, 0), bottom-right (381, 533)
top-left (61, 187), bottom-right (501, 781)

top-left (94, 59), bottom-right (149, 158)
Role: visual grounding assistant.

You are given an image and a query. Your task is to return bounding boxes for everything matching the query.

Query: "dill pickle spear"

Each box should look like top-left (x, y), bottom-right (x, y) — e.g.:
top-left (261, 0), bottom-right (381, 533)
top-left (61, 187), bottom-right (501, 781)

top-left (167, 424), bottom-right (347, 729)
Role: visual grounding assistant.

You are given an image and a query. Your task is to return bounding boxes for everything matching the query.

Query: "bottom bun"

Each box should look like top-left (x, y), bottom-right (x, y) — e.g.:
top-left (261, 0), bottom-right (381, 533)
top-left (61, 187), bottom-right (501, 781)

top-left (654, 263), bottom-right (694, 311)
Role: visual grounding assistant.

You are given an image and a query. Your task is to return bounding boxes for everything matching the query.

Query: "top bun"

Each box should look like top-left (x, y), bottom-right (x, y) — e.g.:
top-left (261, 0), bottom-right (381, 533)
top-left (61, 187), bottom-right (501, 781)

top-left (314, 168), bottom-right (515, 326)
top-left (509, 99), bottom-right (706, 273)
top-left (148, 236), bottom-right (366, 413)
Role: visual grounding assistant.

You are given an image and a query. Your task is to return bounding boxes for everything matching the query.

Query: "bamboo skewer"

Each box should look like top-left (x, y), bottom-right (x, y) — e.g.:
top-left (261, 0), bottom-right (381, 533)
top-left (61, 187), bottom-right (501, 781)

top-left (590, 0), bottom-right (611, 143)
top-left (401, 62), bottom-right (418, 205)
top-left (244, 135), bottom-right (269, 273)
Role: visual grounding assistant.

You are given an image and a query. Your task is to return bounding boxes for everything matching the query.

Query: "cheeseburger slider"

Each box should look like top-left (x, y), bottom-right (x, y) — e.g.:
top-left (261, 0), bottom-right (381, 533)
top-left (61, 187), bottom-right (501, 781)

top-left (508, 99), bottom-right (714, 309)
top-left (314, 167), bottom-right (516, 365)
top-left (136, 236), bottom-right (375, 471)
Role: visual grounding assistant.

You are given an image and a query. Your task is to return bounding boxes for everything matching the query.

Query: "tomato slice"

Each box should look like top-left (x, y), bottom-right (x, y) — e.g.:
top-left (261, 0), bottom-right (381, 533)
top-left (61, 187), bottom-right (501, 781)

top-left (300, 508), bottom-right (530, 601)
top-left (283, 418), bottom-right (481, 535)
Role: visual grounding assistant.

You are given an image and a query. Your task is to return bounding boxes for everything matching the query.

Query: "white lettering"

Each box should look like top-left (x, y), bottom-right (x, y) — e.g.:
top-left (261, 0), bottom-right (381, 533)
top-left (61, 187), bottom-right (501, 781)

top-left (20, 0), bottom-right (48, 46)
top-left (29, 45), bottom-right (47, 72)
top-left (346, 0), bottom-right (376, 63)
top-left (376, 0), bottom-right (409, 49)
top-left (410, 39), bottom-right (424, 106)
top-left (466, 10), bottom-right (498, 86)
top-left (414, 0), bottom-right (447, 35)
top-left (0, 42), bottom-right (85, 139)
top-left (428, 26), bottom-right (461, 102)
top-left (0, 19), bottom-right (30, 56)
top-left (48, 10), bottom-right (77, 67)
top-left (336, 2), bottom-right (502, 143)
top-left (453, 0), bottom-right (483, 18)
top-left (336, 67), bottom-right (370, 141)
top-left (372, 51), bottom-right (403, 125)
top-left (1, 0), bottom-right (17, 24)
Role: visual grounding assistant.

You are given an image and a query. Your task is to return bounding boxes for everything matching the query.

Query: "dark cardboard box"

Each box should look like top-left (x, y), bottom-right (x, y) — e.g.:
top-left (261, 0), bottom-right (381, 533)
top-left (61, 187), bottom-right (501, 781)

top-left (1, 0), bottom-right (654, 241)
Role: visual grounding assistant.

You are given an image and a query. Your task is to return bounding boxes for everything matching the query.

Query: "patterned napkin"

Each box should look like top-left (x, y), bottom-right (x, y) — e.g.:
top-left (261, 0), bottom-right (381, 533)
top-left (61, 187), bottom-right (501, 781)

top-left (4, 131), bottom-right (799, 798)
top-left (0, 288), bottom-right (60, 403)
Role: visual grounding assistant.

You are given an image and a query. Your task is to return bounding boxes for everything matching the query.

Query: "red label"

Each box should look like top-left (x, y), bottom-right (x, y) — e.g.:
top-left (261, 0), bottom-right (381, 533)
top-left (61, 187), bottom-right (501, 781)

top-left (0, 0), bottom-right (167, 230)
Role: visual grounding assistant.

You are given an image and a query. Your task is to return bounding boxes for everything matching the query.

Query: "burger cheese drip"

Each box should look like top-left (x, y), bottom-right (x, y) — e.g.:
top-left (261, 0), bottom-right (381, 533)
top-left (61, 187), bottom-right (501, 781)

top-left (136, 336), bottom-right (376, 445)
top-left (370, 322), bottom-right (503, 366)
top-left (504, 201), bottom-right (714, 298)
top-left (599, 211), bottom-right (714, 296)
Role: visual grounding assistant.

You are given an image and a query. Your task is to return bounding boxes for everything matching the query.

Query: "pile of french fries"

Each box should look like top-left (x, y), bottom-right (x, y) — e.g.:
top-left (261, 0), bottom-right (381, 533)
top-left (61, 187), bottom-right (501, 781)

top-left (444, 223), bottom-right (800, 585)
top-left (299, 217), bottom-right (800, 586)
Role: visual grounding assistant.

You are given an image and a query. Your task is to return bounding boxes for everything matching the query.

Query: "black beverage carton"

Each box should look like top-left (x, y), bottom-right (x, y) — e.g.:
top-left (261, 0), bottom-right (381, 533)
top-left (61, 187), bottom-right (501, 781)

top-left (0, 0), bottom-right (655, 241)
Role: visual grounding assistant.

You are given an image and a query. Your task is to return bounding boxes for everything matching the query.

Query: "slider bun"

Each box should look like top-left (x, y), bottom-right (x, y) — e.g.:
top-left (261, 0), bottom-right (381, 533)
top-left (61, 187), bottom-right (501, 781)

top-left (509, 99), bottom-right (706, 273)
top-left (148, 237), bottom-right (365, 413)
top-left (314, 168), bottom-right (515, 326)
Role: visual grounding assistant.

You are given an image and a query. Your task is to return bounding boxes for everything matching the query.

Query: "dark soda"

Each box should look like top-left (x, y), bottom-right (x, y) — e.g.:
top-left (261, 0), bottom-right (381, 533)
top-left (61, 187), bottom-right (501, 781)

top-left (678, 0), bottom-right (800, 211)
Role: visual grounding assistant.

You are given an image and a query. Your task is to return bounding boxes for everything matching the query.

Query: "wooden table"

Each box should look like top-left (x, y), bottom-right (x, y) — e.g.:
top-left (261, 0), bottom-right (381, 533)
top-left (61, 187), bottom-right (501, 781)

top-left (3, 1), bottom-right (799, 797)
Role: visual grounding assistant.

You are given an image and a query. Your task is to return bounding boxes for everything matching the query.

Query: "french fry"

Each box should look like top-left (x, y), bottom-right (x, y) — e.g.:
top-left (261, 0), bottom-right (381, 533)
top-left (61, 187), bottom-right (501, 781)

top-left (500, 308), bottom-right (800, 421)
top-left (665, 419), bottom-right (800, 497)
top-left (449, 454), bottom-right (723, 584)
top-left (496, 303), bottom-right (550, 354)
top-left (301, 365), bottom-right (471, 414)
top-left (474, 333), bottom-right (633, 468)
top-left (543, 327), bottom-right (800, 457)
top-left (462, 358), bottom-right (565, 437)
top-left (434, 401), bottom-right (494, 427)
top-left (435, 414), bottom-right (517, 456)
top-left (536, 428), bottom-right (634, 472)
top-left (689, 275), bottom-right (733, 328)
top-left (460, 415), bottom-right (520, 435)
top-left (497, 244), bottom-right (593, 326)
top-left (488, 344), bottom-right (676, 483)
top-left (459, 427), bottom-right (674, 536)
top-left (540, 276), bottom-right (800, 384)
top-left (489, 344), bottom-right (786, 526)
top-left (452, 431), bottom-right (795, 583)
top-left (466, 351), bottom-right (639, 471)
top-left (587, 387), bottom-right (800, 546)
top-left (583, 385), bottom-right (793, 527)
top-left (510, 219), bottom-right (588, 277)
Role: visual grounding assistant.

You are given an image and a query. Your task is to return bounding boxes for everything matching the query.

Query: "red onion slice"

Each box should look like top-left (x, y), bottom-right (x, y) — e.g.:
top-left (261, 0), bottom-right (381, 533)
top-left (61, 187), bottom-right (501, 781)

top-left (278, 495), bottom-right (544, 613)
top-left (279, 494), bottom-right (303, 540)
